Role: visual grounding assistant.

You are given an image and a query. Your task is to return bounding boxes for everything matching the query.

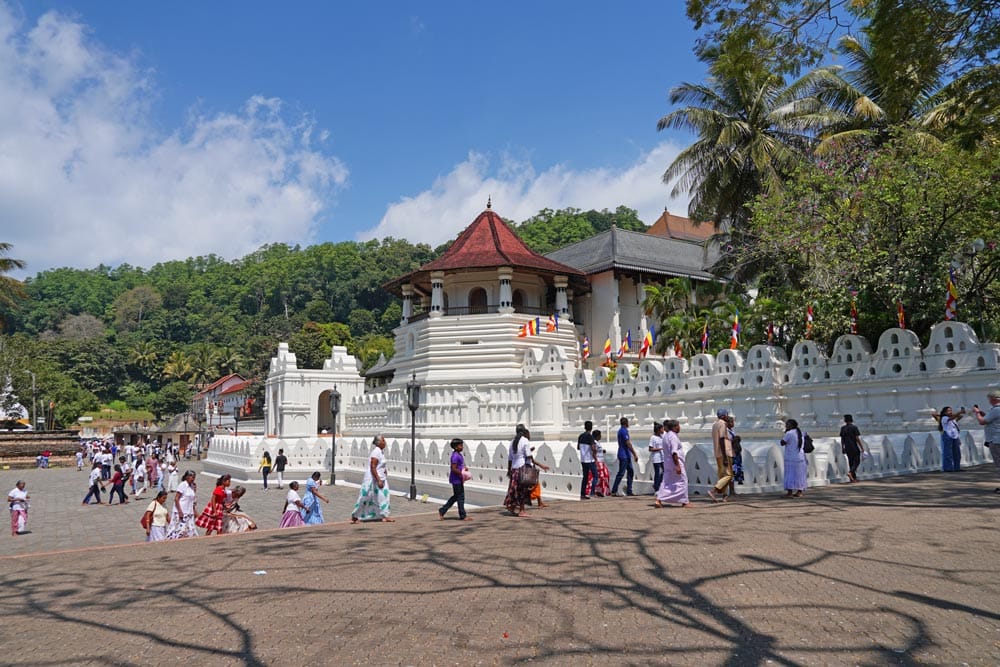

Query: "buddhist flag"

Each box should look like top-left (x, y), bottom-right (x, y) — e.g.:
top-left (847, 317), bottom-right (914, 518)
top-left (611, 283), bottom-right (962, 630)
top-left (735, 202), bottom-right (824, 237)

top-left (850, 300), bottom-right (859, 334)
top-left (603, 337), bottom-right (612, 359)
top-left (639, 326), bottom-right (653, 358)
top-left (581, 336), bottom-right (591, 360)
top-left (805, 305), bottom-right (814, 338)
top-left (517, 318), bottom-right (540, 337)
top-left (618, 329), bottom-right (631, 358)
top-left (673, 338), bottom-right (684, 358)
top-left (944, 269), bottom-right (958, 321)
top-left (730, 310), bottom-right (740, 350)
top-left (700, 320), bottom-right (709, 352)
top-left (897, 302), bottom-right (906, 329)
top-left (766, 321), bottom-right (775, 346)
top-left (546, 313), bottom-right (559, 332)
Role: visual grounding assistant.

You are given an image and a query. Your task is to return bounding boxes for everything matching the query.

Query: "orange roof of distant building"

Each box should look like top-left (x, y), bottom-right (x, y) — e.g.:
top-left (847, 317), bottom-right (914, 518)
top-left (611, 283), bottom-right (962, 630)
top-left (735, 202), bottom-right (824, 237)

top-left (197, 373), bottom-right (246, 397)
top-left (219, 380), bottom-right (253, 396)
top-left (647, 210), bottom-right (714, 242)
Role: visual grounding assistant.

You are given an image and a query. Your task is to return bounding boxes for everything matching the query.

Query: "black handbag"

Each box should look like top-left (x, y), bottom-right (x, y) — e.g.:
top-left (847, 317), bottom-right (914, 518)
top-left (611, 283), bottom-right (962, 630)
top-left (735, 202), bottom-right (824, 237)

top-left (519, 464), bottom-right (539, 490)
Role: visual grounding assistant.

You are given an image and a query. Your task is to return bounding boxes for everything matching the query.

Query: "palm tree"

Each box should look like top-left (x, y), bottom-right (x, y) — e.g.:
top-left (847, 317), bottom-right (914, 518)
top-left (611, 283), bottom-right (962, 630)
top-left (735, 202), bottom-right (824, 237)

top-left (805, 1), bottom-right (997, 152)
top-left (162, 350), bottom-right (193, 383)
top-left (657, 29), bottom-right (819, 241)
top-left (187, 344), bottom-right (220, 387)
top-left (129, 341), bottom-right (160, 377)
top-left (0, 243), bottom-right (27, 330)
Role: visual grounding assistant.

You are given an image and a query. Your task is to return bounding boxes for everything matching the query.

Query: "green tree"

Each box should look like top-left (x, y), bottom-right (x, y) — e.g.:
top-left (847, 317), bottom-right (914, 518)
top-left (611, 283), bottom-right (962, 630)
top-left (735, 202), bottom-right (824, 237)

top-left (740, 130), bottom-right (1000, 344)
top-left (163, 350), bottom-right (193, 383)
top-left (657, 27), bottom-right (820, 278)
top-left (112, 285), bottom-right (163, 331)
top-left (150, 381), bottom-right (193, 420)
top-left (0, 243), bottom-right (27, 332)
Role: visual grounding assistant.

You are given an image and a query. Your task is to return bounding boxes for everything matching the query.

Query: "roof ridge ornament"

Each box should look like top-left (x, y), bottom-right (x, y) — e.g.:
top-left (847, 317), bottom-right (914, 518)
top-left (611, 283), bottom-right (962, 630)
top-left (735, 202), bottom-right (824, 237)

top-left (486, 195), bottom-right (492, 209)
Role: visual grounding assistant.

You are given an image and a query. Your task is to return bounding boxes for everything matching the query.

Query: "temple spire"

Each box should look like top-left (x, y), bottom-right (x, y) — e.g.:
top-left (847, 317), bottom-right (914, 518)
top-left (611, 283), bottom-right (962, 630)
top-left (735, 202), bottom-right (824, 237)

top-left (486, 195), bottom-right (492, 209)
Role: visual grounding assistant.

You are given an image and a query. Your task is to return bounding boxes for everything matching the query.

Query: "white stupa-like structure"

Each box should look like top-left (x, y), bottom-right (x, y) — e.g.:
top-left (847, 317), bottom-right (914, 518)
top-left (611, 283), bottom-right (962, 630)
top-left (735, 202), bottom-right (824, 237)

top-left (206, 205), bottom-right (1000, 499)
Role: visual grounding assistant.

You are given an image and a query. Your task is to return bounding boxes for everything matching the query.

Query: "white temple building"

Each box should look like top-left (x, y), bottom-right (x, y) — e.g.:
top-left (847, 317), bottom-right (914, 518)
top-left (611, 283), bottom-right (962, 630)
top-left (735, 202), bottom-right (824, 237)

top-left (205, 205), bottom-right (999, 500)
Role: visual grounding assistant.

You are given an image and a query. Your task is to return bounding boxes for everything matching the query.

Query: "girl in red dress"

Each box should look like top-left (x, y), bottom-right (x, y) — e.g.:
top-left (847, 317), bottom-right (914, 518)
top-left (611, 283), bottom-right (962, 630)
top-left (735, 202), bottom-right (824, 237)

top-left (195, 474), bottom-right (230, 535)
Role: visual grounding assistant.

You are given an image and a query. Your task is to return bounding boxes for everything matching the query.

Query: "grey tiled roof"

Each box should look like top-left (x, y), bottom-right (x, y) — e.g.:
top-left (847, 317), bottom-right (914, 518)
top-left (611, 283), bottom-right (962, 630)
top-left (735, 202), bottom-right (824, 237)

top-left (545, 227), bottom-right (719, 279)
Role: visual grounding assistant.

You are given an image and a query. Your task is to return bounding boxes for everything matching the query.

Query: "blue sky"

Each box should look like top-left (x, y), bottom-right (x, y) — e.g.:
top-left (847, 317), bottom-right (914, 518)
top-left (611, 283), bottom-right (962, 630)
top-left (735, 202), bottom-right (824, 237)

top-left (2, 1), bottom-right (704, 276)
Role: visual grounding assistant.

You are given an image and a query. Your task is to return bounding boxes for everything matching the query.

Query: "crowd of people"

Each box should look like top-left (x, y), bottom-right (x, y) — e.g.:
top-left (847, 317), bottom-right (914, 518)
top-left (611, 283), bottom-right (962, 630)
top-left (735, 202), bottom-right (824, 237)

top-left (8, 390), bottom-right (1000, 540)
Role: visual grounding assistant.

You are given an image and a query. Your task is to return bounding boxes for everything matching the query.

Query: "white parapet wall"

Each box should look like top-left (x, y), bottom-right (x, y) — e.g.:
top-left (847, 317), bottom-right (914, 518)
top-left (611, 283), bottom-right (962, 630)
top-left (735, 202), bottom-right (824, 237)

top-left (205, 320), bottom-right (999, 497)
top-left (204, 428), bottom-right (991, 499)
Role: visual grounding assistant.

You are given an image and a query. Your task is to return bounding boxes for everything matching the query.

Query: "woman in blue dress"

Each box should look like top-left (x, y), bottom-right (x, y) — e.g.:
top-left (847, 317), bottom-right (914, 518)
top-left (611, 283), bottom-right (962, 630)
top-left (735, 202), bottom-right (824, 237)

top-left (300, 472), bottom-right (330, 524)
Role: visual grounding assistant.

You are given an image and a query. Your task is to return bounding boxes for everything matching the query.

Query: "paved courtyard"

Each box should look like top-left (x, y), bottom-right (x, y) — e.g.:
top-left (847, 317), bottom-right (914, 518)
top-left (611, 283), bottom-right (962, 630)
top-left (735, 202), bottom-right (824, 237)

top-left (2, 463), bottom-right (999, 665)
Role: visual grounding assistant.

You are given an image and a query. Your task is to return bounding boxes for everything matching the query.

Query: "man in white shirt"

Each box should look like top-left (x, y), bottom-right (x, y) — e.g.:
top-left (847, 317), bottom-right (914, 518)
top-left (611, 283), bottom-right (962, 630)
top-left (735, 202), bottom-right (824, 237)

top-left (577, 421), bottom-right (598, 499)
top-left (972, 390), bottom-right (1000, 494)
top-left (649, 422), bottom-right (665, 494)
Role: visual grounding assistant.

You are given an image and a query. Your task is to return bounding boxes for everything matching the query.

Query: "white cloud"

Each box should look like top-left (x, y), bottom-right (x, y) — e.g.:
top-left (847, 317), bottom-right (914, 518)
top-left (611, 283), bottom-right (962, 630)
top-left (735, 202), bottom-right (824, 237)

top-left (0, 4), bottom-right (347, 276)
top-left (362, 143), bottom-right (691, 246)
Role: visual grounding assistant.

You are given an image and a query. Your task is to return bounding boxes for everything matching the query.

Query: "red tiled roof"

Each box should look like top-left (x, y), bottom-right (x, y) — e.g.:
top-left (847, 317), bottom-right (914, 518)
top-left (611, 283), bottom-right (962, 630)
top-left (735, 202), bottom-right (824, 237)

top-left (197, 373), bottom-right (245, 397)
top-left (419, 209), bottom-right (582, 275)
top-left (219, 380), bottom-right (253, 396)
top-left (647, 210), bottom-right (714, 242)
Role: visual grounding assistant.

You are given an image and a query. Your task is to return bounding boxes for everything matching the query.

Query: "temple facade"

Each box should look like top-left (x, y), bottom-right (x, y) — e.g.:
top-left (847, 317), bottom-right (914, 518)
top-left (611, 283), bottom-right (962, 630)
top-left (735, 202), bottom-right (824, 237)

top-left (205, 207), bottom-right (1000, 500)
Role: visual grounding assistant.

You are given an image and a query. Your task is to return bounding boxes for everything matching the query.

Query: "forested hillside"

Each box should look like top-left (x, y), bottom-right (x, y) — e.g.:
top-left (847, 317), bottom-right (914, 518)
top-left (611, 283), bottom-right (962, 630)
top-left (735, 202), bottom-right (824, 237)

top-left (0, 206), bottom-right (644, 427)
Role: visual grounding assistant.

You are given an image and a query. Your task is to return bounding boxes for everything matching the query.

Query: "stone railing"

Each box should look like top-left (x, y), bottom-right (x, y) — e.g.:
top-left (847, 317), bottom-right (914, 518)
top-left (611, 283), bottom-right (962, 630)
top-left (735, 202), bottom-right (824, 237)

top-left (204, 428), bottom-right (991, 499)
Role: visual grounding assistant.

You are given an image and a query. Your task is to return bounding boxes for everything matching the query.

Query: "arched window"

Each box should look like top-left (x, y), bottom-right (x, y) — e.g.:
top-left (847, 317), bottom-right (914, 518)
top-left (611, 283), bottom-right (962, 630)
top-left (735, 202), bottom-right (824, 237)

top-left (511, 289), bottom-right (525, 311)
top-left (469, 287), bottom-right (488, 314)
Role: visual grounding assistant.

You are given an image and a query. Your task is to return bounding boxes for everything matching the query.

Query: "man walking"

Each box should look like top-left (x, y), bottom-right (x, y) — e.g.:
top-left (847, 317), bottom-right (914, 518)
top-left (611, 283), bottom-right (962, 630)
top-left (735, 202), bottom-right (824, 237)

top-left (577, 421), bottom-right (598, 499)
top-left (972, 390), bottom-right (1000, 494)
top-left (839, 414), bottom-right (866, 482)
top-left (274, 449), bottom-right (288, 489)
top-left (611, 417), bottom-right (638, 496)
top-left (649, 422), bottom-right (665, 494)
top-left (708, 409), bottom-right (734, 503)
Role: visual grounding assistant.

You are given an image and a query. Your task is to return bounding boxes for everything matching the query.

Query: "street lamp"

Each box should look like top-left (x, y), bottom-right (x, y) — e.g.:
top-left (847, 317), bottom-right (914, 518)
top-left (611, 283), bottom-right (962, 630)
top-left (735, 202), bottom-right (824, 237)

top-left (232, 405), bottom-right (240, 439)
top-left (182, 412), bottom-right (189, 458)
top-left (329, 385), bottom-right (341, 485)
top-left (23, 370), bottom-right (35, 432)
top-left (406, 372), bottom-right (421, 501)
top-left (195, 409), bottom-right (205, 460)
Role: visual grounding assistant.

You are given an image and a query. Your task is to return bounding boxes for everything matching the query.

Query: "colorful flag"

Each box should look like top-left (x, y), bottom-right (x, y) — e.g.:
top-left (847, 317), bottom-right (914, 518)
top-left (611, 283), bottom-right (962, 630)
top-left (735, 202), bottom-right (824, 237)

top-left (603, 338), bottom-right (612, 359)
top-left (546, 313), bottom-right (559, 332)
top-left (766, 321), bottom-right (775, 346)
top-left (944, 269), bottom-right (958, 321)
top-left (517, 323), bottom-right (529, 337)
top-left (850, 300), bottom-right (859, 334)
top-left (700, 320), bottom-right (709, 352)
top-left (897, 302), bottom-right (906, 329)
top-left (581, 336), bottom-right (590, 360)
top-left (673, 338), bottom-right (684, 358)
top-left (805, 305), bottom-right (814, 338)
top-left (639, 328), bottom-right (653, 358)
top-left (618, 329), bottom-right (631, 358)
top-left (730, 310), bottom-right (740, 350)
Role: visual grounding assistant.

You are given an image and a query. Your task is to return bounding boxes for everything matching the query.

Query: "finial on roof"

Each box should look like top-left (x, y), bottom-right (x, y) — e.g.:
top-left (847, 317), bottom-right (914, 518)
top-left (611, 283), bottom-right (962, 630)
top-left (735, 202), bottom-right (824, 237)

top-left (486, 195), bottom-right (492, 209)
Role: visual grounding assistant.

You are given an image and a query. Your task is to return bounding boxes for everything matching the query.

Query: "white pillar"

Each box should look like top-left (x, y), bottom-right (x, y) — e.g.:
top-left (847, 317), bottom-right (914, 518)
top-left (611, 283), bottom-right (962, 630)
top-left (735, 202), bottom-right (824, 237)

top-left (401, 284), bottom-right (413, 324)
top-left (555, 275), bottom-right (570, 320)
top-left (498, 266), bottom-right (514, 314)
top-left (430, 271), bottom-right (444, 318)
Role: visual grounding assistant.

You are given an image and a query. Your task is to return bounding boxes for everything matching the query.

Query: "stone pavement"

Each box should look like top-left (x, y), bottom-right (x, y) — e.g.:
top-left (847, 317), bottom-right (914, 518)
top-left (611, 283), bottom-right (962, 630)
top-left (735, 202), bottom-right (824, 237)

top-left (0, 461), bottom-right (444, 556)
top-left (1, 464), bottom-right (999, 665)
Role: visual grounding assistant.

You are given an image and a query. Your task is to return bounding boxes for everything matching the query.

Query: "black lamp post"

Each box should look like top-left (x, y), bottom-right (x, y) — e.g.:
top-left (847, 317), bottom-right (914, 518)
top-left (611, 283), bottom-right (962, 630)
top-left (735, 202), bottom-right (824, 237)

top-left (233, 406), bottom-right (240, 439)
top-left (182, 413), bottom-right (189, 456)
top-left (195, 410), bottom-right (205, 460)
top-left (329, 385), bottom-right (341, 485)
top-left (406, 372), bottom-right (421, 501)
